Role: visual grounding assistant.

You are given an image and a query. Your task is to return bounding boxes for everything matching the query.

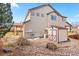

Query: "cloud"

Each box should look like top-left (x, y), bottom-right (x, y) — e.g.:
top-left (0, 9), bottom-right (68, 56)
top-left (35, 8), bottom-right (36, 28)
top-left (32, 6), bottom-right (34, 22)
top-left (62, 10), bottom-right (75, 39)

top-left (75, 14), bottom-right (79, 17)
top-left (11, 3), bottom-right (19, 8)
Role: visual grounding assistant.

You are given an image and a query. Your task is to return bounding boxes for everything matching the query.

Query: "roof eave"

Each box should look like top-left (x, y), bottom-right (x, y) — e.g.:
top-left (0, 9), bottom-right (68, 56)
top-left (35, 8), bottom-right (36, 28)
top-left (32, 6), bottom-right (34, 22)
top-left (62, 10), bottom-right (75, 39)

top-left (23, 20), bottom-right (30, 24)
top-left (66, 21), bottom-right (72, 26)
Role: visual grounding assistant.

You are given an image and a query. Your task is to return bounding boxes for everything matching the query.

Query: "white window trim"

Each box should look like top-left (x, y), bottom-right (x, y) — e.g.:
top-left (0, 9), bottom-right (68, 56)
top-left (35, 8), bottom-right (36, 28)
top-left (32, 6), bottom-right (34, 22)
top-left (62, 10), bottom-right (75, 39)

top-left (25, 29), bottom-right (32, 32)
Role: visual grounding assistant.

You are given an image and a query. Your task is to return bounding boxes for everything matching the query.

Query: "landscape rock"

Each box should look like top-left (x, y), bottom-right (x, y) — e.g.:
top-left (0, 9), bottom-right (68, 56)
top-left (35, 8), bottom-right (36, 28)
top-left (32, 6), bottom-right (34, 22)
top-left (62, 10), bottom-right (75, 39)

top-left (46, 43), bottom-right (57, 51)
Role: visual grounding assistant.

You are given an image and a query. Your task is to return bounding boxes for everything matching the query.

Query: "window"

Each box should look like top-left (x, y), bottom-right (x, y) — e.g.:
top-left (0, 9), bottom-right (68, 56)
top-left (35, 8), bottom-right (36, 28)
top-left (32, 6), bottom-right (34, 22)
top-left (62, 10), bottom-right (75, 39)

top-left (31, 12), bottom-right (35, 16)
top-left (62, 17), bottom-right (66, 21)
top-left (41, 14), bottom-right (44, 17)
top-left (37, 13), bottom-right (40, 16)
top-left (51, 15), bottom-right (56, 20)
top-left (26, 29), bottom-right (32, 32)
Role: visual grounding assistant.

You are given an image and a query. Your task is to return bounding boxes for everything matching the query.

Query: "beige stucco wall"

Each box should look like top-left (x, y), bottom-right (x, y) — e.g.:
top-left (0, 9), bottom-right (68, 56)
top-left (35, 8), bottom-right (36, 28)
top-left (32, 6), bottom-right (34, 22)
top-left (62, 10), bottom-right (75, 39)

top-left (24, 5), bottom-right (67, 39)
top-left (59, 29), bottom-right (67, 42)
top-left (24, 6), bottom-right (54, 37)
top-left (23, 21), bottom-right (32, 38)
top-left (48, 12), bottom-right (67, 27)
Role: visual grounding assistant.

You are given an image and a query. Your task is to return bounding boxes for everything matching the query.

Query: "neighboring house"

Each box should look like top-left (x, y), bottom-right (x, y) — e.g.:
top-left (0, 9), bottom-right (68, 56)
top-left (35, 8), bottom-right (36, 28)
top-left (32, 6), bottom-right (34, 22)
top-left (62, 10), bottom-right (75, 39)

top-left (71, 25), bottom-right (77, 32)
top-left (65, 21), bottom-right (72, 32)
top-left (77, 26), bottom-right (79, 34)
top-left (23, 4), bottom-right (69, 42)
top-left (10, 23), bottom-right (23, 35)
top-left (72, 25), bottom-right (79, 34)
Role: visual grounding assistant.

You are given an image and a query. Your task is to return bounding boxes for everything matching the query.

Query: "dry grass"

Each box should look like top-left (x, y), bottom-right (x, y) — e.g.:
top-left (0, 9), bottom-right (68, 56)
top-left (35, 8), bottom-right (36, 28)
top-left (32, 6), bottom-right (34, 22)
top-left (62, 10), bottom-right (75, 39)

top-left (1, 38), bottom-right (79, 56)
top-left (17, 37), bottom-right (31, 46)
top-left (30, 39), bottom-right (50, 47)
top-left (2, 34), bottom-right (79, 56)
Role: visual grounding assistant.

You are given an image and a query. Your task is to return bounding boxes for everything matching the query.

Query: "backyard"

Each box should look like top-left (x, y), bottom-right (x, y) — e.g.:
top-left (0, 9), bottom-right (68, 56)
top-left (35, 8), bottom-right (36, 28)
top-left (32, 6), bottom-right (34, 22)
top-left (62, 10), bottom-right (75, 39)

top-left (1, 3), bottom-right (79, 56)
top-left (1, 32), bottom-right (79, 56)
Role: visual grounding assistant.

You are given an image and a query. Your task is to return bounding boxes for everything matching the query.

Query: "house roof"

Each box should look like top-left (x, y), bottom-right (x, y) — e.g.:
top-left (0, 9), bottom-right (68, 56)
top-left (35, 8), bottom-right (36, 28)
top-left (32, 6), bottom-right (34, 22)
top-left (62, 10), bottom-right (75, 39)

top-left (23, 20), bottom-right (30, 24)
top-left (66, 21), bottom-right (72, 26)
top-left (28, 4), bottom-right (50, 11)
top-left (13, 23), bottom-right (23, 27)
top-left (29, 4), bottom-right (67, 18)
top-left (23, 4), bottom-right (67, 23)
top-left (47, 11), bottom-right (67, 18)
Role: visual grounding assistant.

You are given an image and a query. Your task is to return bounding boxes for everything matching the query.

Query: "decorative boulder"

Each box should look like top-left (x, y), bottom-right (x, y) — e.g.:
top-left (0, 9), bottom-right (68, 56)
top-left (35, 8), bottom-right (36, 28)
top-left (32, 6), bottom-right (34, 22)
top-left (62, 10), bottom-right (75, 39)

top-left (46, 43), bottom-right (57, 51)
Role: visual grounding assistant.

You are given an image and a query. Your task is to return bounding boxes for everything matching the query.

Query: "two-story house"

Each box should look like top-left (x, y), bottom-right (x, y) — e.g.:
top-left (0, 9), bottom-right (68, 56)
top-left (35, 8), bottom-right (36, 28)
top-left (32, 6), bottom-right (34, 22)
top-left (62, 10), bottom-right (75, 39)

top-left (23, 4), bottom-right (70, 42)
top-left (10, 23), bottom-right (23, 35)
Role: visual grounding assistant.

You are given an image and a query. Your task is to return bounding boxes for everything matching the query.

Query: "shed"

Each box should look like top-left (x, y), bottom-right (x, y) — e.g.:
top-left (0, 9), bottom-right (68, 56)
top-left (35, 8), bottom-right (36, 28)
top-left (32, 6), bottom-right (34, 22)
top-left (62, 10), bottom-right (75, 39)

top-left (48, 26), bottom-right (68, 42)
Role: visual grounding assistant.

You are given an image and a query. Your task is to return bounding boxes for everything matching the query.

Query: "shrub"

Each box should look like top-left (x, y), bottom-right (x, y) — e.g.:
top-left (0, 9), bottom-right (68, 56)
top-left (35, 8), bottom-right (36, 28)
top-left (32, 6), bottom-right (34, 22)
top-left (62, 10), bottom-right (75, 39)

top-left (46, 43), bottom-right (57, 51)
top-left (67, 38), bottom-right (70, 41)
top-left (0, 27), bottom-right (8, 38)
top-left (17, 37), bottom-right (31, 46)
top-left (7, 43), bottom-right (16, 48)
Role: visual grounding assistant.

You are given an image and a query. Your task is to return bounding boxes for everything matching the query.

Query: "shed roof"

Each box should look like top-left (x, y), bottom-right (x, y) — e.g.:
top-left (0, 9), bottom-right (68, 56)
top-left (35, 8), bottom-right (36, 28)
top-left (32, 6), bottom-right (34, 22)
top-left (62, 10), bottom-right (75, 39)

top-left (51, 25), bottom-right (67, 29)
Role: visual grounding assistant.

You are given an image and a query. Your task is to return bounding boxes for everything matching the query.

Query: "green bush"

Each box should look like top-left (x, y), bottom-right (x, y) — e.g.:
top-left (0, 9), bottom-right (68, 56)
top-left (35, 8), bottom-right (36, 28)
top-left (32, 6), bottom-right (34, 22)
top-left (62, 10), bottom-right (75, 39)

top-left (0, 26), bottom-right (8, 37)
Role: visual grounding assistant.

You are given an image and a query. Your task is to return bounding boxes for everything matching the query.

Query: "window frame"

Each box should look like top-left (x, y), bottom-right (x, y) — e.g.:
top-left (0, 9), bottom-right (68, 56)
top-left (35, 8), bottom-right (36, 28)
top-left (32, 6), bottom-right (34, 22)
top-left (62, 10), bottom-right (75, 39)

top-left (36, 13), bottom-right (40, 16)
top-left (51, 15), bottom-right (56, 21)
top-left (41, 14), bottom-right (44, 17)
top-left (31, 12), bottom-right (35, 16)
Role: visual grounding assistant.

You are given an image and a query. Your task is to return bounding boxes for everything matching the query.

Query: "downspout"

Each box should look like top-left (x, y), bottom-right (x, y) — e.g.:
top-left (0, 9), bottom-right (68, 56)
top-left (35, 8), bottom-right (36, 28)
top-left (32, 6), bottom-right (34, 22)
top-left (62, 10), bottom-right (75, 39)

top-left (47, 14), bottom-right (49, 39)
top-left (47, 14), bottom-right (49, 28)
top-left (23, 22), bottom-right (26, 38)
top-left (67, 28), bottom-right (68, 40)
top-left (58, 28), bottom-right (59, 43)
top-left (47, 14), bottom-right (51, 39)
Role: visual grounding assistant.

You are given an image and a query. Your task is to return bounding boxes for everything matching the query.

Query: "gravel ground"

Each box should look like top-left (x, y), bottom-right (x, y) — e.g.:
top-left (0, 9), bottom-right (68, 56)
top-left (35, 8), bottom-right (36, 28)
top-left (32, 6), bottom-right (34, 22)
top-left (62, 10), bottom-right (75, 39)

top-left (2, 45), bottom-right (79, 56)
top-left (1, 38), bottom-right (79, 56)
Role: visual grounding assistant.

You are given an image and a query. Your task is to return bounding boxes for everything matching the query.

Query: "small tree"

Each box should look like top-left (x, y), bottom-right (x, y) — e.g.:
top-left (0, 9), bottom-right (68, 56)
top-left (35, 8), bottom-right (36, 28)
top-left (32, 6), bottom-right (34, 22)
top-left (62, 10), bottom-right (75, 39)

top-left (0, 3), bottom-right (13, 23)
top-left (0, 3), bottom-right (13, 37)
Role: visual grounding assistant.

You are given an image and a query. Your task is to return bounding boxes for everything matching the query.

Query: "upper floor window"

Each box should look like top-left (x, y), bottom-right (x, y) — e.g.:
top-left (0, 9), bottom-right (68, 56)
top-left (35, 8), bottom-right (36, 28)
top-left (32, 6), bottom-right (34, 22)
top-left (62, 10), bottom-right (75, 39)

top-left (31, 12), bottom-right (35, 16)
top-left (51, 15), bottom-right (56, 20)
top-left (31, 12), bottom-right (44, 17)
top-left (37, 13), bottom-right (40, 16)
top-left (62, 17), bottom-right (66, 21)
top-left (41, 14), bottom-right (44, 17)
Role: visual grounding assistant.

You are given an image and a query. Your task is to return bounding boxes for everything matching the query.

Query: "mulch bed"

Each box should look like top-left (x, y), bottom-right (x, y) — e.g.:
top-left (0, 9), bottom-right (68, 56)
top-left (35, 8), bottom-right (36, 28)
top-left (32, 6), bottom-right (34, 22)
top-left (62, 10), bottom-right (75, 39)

top-left (68, 34), bottom-right (79, 40)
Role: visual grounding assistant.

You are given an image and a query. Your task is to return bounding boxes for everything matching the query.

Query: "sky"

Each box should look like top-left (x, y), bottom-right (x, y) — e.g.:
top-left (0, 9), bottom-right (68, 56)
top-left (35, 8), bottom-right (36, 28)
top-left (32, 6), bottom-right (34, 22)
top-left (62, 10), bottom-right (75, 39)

top-left (11, 3), bottom-right (79, 24)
